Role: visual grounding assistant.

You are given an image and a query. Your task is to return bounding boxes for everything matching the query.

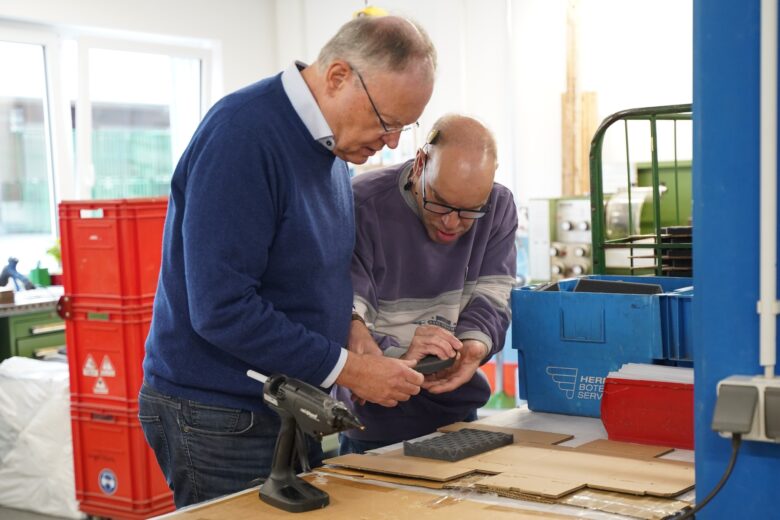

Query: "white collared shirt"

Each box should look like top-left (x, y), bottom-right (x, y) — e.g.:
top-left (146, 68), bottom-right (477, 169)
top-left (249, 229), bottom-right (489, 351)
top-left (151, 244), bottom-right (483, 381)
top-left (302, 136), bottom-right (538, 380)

top-left (281, 61), bottom-right (336, 151)
top-left (281, 61), bottom-right (348, 387)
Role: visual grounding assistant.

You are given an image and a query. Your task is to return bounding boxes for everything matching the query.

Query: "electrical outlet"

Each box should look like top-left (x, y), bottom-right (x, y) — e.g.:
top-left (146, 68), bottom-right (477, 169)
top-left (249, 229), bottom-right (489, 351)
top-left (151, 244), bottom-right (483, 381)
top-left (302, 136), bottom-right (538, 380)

top-left (715, 376), bottom-right (780, 443)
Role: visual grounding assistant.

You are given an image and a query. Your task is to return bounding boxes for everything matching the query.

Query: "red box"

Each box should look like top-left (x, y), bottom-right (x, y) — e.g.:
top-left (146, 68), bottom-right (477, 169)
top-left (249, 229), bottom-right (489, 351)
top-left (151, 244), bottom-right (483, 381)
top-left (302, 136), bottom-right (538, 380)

top-left (59, 198), bottom-right (167, 304)
top-left (65, 301), bottom-right (152, 411)
top-left (600, 377), bottom-right (694, 450)
top-left (70, 403), bottom-right (173, 518)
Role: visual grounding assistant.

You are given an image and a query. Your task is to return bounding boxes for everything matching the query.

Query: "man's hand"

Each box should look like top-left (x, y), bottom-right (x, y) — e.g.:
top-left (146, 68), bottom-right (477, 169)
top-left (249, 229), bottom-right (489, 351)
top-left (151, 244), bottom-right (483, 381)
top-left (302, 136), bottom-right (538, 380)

top-left (347, 319), bottom-right (383, 356)
top-left (336, 352), bottom-right (424, 407)
top-left (422, 339), bottom-right (489, 394)
top-left (401, 325), bottom-right (462, 362)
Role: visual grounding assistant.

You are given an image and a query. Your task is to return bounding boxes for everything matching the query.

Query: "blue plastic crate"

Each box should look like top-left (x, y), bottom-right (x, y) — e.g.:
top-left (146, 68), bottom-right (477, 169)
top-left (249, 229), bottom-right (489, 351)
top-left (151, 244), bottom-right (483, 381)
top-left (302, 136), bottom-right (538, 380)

top-left (660, 286), bottom-right (693, 365)
top-left (511, 275), bottom-right (693, 417)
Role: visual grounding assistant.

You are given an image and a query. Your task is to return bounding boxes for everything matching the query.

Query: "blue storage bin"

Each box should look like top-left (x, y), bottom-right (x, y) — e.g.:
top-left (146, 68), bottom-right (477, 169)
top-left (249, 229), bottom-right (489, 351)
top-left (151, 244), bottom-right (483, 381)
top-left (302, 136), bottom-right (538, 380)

top-left (511, 275), bottom-right (693, 417)
top-left (660, 286), bottom-right (693, 365)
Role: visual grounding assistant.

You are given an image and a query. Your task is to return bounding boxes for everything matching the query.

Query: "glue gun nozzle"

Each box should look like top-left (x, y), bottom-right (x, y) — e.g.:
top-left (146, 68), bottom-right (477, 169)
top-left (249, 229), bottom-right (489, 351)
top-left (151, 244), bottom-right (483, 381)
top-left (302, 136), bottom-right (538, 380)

top-left (333, 408), bottom-right (364, 431)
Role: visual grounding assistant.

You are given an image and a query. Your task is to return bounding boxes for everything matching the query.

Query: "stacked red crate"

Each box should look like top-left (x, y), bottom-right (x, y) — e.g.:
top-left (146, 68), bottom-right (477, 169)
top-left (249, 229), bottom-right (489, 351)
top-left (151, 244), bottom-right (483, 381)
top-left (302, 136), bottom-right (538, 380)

top-left (59, 198), bottom-right (174, 519)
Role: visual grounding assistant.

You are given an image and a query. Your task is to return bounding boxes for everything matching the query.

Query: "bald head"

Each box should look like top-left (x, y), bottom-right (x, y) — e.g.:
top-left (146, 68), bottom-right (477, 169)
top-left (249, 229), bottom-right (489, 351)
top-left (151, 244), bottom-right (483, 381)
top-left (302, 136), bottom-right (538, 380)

top-left (412, 115), bottom-right (498, 245)
top-left (426, 114), bottom-right (498, 188)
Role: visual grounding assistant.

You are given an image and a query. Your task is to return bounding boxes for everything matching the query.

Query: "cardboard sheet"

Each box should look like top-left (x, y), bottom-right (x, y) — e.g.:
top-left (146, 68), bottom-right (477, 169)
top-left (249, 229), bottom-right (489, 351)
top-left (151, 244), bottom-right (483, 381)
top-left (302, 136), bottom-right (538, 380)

top-left (316, 466), bottom-right (448, 489)
top-left (469, 445), bottom-right (694, 497)
top-left (322, 419), bottom-right (693, 519)
top-left (323, 453), bottom-right (477, 481)
top-left (164, 474), bottom-right (573, 519)
top-left (474, 473), bottom-right (584, 499)
top-left (438, 422), bottom-right (573, 445)
top-left (559, 489), bottom-right (692, 520)
top-left (573, 439), bottom-right (674, 459)
top-left (326, 443), bottom-right (694, 498)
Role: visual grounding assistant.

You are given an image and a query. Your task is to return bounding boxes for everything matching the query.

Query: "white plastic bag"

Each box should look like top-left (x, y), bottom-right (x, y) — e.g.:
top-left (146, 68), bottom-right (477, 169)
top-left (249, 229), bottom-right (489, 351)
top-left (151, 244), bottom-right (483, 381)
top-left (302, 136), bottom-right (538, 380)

top-left (0, 357), bottom-right (83, 519)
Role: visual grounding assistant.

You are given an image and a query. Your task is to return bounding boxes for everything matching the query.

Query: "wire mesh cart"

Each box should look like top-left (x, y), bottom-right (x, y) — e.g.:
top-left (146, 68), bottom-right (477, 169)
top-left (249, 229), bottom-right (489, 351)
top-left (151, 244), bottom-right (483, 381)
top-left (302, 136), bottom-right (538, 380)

top-left (589, 104), bottom-right (693, 276)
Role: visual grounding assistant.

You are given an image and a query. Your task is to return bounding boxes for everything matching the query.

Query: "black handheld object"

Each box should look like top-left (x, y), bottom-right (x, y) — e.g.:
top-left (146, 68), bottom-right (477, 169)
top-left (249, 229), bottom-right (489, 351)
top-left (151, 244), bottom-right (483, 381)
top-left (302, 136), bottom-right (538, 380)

top-left (255, 373), bottom-right (363, 513)
top-left (414, 355), bottom-right (456, 375)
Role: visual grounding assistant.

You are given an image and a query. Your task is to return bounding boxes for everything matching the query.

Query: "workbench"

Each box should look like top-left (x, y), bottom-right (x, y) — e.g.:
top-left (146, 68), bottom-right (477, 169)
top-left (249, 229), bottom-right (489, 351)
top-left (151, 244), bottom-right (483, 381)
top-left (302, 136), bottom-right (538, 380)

top-left (152, 406), bottom-right (695, 520)
top-left (0, 287), bottom-right (65, 361)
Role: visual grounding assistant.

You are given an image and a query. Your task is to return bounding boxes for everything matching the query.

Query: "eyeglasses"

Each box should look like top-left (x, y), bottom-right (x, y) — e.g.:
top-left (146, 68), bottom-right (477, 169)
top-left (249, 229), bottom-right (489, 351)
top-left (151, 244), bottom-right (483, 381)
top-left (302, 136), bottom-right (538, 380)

top-left (421, 159), bottom-right (490, 219)
top-left (350, 66), bottom-right (419, 135)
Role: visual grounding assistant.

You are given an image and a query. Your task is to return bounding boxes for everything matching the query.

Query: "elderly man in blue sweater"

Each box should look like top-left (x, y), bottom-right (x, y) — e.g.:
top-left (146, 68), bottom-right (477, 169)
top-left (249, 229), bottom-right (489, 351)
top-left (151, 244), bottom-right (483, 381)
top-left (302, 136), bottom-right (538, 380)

top-left (139, 16), bottom-right (436, 507)
top-left (336, 115), bottom-right (518, 454)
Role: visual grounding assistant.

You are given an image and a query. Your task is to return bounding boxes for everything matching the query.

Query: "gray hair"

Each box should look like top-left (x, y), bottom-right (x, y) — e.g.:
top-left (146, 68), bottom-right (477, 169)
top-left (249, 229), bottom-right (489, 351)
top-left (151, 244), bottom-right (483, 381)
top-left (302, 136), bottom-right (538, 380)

top-left (317, 16), bottom-right (437, 77)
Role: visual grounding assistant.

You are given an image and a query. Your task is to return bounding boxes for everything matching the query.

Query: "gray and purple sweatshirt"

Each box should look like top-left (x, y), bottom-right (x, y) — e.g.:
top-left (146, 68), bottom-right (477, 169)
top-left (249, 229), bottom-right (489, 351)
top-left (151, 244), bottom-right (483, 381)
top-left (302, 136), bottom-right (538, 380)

top-left (335, 160), bottom-right (518, 443)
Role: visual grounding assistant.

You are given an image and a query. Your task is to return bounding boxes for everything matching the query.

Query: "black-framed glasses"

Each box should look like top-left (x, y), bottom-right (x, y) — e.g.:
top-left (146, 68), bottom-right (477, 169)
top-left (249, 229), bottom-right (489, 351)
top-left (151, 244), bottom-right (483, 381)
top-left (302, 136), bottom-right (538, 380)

top-left (350, 66), bottom-right (419, 135)
top-left (421, 159), bottom-right (490, 219)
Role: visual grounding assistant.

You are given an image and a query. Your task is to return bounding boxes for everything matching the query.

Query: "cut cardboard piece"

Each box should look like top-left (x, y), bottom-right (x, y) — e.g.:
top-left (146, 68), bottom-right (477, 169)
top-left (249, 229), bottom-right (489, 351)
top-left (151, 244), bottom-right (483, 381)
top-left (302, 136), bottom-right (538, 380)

top-left (437, 422), bottom-right (573, 445)
top-left (470, 445), bottom-right (694, 497)
top-left (166, 473), bottom-right (574, 520)
top-left (326, 443), bottom-right (693, 498)
top-left (323, 453), bottom-right (476, 482)
top-left (316, 466), bottom-right (448, 490)
top-left (559, 489), bottom-right (692, 520)
top-left (573, 439), bottom-right (674, 459)
top-left (474, 473), bottom-right (584, 499)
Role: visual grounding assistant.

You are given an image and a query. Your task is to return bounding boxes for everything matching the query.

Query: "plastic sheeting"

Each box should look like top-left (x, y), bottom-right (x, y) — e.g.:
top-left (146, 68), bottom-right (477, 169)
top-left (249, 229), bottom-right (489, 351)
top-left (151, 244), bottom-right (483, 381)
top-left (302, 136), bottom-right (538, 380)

top-left (0, 357), bottom-right (83, 519)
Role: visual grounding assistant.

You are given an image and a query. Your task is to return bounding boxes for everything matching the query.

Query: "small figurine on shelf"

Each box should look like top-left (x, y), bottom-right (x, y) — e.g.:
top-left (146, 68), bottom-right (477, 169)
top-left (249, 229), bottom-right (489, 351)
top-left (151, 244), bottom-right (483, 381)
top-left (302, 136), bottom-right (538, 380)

top-left (0, 257), bottom-right (36, 291)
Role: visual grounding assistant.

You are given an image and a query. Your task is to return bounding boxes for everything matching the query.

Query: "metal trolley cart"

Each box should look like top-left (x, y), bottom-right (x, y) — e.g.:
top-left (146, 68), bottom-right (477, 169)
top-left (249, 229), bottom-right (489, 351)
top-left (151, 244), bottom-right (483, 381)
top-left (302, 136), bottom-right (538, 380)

top-left (588, 104), bottom-right (693, 276)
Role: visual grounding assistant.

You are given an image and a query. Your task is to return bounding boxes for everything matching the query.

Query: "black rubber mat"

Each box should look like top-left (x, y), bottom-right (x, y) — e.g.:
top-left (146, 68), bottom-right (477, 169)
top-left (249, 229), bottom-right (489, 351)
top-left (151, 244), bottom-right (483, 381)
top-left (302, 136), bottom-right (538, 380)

top-left (403, 428), bottom-right (513, 462)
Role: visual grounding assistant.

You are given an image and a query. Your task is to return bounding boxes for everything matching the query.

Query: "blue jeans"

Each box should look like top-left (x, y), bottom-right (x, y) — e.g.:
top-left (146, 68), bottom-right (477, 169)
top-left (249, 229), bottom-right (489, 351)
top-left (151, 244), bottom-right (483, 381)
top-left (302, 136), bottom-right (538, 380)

top-left (138, 382), bottom-right (323, 508)
top-left (339, 408), bottom-right (479, 455)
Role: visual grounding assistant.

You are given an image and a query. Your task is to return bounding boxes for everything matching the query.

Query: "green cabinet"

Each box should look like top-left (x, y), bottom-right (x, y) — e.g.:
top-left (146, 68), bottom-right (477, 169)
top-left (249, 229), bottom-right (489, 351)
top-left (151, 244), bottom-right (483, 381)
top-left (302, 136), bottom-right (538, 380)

top-left (0, 310), bottom-right (65, 361)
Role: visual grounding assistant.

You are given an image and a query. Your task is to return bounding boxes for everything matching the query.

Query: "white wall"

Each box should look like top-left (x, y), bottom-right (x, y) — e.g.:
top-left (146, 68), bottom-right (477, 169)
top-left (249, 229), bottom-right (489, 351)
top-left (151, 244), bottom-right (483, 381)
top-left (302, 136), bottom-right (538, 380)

top-left (0, 0), bottom-right (278, 96)
top-left (1, 0), bottom-right (693, 202)
top-left (272, 0), bottom-right (692, 203)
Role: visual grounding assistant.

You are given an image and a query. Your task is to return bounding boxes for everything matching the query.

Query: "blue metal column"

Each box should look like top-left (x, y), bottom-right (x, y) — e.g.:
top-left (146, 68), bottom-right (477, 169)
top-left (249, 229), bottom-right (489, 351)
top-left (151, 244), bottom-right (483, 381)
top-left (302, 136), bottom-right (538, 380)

top-left (694, 0), bottom-right (780, 516)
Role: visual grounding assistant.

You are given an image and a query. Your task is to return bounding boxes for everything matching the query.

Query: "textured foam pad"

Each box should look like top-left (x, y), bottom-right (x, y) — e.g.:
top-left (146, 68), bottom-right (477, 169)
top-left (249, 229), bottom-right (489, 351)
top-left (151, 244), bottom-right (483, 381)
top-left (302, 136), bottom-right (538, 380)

top-left (403, 428), bottom-right (513, 462)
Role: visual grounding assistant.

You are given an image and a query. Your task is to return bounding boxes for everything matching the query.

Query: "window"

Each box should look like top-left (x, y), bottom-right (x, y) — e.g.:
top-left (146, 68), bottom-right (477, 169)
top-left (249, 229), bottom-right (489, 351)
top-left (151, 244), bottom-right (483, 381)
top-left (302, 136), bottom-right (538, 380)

top-left (65, 43), bottom-right (206, 199)
top-left (0, 24), bottom-right (212, 272)
top-left (0, 40), bottom-right (55, 236)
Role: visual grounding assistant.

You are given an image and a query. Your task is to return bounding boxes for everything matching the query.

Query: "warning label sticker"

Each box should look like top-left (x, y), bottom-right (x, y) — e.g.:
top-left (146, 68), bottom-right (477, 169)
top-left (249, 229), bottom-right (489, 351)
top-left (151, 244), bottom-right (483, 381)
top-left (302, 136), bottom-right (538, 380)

top-left (83, 355), bottom-right (99, 377)
top-left (100, 356), bottom-right (116, 377)
top-left (93, 377), bottom-right (109, 395)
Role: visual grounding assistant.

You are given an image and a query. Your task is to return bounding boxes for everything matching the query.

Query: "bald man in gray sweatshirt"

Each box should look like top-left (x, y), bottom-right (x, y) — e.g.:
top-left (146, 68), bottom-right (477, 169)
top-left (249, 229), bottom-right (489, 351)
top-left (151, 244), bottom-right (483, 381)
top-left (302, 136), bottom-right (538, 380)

top-left (335, 115), bottom-right (518, 454)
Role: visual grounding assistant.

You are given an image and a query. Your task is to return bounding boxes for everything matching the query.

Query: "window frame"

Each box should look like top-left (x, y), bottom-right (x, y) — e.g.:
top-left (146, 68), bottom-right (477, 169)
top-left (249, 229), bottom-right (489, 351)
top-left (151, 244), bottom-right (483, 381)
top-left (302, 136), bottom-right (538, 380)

top-left (72, 36), bottom-right (213, 199)
top-left (0, 23), bottom-right (71, 236)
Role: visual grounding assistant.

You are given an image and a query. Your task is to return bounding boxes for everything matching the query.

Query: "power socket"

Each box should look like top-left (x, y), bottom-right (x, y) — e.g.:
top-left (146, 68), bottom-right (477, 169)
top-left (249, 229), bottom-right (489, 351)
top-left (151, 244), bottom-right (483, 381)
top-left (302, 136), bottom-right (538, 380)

top-left (715, 376), bottom-right (780, 443)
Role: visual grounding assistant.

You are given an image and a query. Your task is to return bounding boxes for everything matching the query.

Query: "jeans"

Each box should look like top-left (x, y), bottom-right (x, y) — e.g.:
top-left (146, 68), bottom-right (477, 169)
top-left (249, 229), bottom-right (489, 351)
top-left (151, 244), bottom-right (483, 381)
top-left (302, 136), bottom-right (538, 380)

top-left (338, 408), bottom-right (480, 455)
top-left (138, 382), bottom-right (323, 508)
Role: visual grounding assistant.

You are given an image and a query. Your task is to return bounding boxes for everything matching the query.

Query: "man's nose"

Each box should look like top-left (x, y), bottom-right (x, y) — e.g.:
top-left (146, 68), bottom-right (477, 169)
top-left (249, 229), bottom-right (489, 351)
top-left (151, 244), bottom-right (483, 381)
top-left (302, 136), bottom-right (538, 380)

top-left (381, 132), bottom-right (401, 149)
top-left (441, 211), bottom-right (461, 229)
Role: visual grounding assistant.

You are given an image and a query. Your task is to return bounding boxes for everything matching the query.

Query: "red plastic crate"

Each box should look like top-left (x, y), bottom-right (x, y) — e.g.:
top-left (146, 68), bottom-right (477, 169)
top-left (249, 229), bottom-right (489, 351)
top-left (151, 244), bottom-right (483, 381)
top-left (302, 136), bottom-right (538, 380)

top-left (70, 403), bottom-right (173, 518)
top-left (64, 301), bottom-right (152, 411)
top-left (600, 377), bottom-right (694, 450)
top-left (59, 197), bottom-right (167, 304)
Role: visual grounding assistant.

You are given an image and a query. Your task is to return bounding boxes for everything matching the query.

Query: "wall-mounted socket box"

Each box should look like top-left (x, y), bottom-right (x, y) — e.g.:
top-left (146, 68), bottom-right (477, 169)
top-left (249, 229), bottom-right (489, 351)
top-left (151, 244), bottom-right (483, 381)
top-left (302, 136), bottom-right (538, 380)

top-left (715, 375), bottom-right (780, 443)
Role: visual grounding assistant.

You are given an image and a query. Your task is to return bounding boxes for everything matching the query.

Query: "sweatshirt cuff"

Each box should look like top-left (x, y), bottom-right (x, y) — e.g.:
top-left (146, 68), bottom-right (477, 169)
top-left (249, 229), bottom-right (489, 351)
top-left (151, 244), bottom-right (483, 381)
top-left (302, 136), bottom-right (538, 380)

top-left (457, 330), bottom-right (493, 352)
top-left (383, 346), bottom-right (407, 359)
top-left (320, 348), bottom-right (348, 388)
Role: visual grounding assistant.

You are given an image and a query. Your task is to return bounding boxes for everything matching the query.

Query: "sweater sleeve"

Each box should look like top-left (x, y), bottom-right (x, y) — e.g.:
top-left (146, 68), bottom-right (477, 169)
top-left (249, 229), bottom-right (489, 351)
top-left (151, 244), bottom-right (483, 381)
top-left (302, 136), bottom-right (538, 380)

top-left (180, 124), bottom-right (343, 385)
top-left (454, 191), bottom-right (518, 362)
top-left (351, 202), bottom-right (401, 352)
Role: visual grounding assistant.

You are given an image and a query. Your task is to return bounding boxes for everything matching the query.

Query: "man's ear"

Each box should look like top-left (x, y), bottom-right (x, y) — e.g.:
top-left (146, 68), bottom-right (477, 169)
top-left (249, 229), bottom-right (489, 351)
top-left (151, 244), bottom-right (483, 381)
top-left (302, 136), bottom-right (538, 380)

top-left (412, 148), bottom-right (427, 179)
top-left (324, 60), bottom-right (352, 95)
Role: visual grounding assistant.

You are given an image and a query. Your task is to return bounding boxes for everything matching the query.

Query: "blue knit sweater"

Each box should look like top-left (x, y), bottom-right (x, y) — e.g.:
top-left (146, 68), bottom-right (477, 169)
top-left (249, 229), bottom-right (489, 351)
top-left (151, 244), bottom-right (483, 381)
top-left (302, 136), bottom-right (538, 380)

top-left (143, 74), bottom-right (354, 412)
